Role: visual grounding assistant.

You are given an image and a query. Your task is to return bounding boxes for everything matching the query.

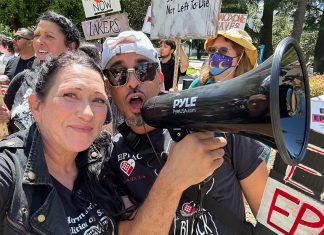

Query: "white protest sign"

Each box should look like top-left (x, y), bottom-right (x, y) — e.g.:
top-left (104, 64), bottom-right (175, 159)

top-left (310, 98), bottom-right (324, 134)
top-left (151, 0), bottom-right (221, 39)
top-left (218, 13), bottom-right (248, 32)
top-left (82, 0), bottom-right (121, 18)
top-left (82, 13), bottom-right (130, 40)
top-left (257, 178), bottom-right (324, 234)
top-left (142, 6), bottom-right (152, 34)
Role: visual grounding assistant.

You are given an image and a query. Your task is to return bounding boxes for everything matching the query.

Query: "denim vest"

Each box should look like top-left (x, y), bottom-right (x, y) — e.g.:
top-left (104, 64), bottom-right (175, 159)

top-left (0, 124), bottom-right (103, 235)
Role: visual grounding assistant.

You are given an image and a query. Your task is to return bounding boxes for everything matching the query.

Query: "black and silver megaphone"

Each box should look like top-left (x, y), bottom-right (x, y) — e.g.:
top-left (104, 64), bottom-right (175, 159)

top-left (141, 37), bottom-right (310, 165)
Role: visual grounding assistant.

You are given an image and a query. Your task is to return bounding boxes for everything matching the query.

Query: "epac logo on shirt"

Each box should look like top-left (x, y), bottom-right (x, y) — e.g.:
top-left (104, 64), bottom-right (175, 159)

top-left (120, 159), bottom-right (135, 176)
top-left (180, 201), bottom-right (197, 216)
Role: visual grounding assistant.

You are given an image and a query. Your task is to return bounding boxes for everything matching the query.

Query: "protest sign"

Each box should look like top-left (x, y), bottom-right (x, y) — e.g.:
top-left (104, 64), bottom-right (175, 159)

top-left (82, 0), bottom-right (121, 18)
top-left (218, 13), bottom-right (248, 32)
top-left (142, 6), bottom-right (152, 34)
top-left (82, 13), bottom-right (130, 40)
top-left (256, 129), bottom-right (324, 234)
top-left (310, 98), bottom-right (324, 134)
top-left (150, 0), bottom-right (221, 39)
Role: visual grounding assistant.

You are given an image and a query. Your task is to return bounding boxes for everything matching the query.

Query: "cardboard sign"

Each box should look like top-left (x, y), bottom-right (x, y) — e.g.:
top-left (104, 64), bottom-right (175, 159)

top-left (142, 5), bottom-right (152, 34)
top-left (150, 0), bottom-right (221, 39)
top-left (218, 13), bottom-right (248, 32)
top-left (256, 129), bottom-right (324, 234)
top-left (311, 99), bottom-right (324, 134)
top-left (81, 13), bottom-right (130, 40)
top-left (82, 0), bottom-right (121, 18)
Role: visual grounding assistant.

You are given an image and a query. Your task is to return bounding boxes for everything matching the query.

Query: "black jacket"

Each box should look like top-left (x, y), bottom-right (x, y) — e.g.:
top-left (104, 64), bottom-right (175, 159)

top-left (0, 124), bottom-right (103, 234)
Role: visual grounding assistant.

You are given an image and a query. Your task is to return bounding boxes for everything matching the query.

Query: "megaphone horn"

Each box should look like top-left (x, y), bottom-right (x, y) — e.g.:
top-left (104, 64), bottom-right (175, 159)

top-left (141, 37), bottom-right (310, 166)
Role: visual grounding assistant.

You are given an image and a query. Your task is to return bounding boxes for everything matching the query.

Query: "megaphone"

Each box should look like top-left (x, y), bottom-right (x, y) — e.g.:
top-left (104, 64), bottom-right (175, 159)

top-left (141, 37), bottom-right (310, 165)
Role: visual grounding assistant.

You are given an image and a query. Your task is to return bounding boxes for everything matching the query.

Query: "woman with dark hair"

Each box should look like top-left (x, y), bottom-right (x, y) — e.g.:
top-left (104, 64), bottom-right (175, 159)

top-left (4, 11), bottom-right (80, 133)
top-left (0, 51), bottom-right (120, 234)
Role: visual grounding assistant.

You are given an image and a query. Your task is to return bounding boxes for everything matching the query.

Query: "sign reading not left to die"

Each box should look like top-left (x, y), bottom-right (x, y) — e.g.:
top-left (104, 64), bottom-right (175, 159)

top-left (82, 13), bottom-right (130, 40)
top-left (82, 0), bottom-right (121, 18)
top-left (150, 0), bottom-right (221, 39)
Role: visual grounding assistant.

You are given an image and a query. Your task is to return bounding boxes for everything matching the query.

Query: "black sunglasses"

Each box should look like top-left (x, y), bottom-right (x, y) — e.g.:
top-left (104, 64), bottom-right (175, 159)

top-left (13, 35), bottom-right (31, 41)
top-left (103, 62), bottom-right (159, 87)
top-left (207, 46), bottom-right (229, 56)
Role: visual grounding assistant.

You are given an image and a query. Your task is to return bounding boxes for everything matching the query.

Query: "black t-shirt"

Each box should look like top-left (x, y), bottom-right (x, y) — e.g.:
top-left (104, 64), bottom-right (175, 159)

top-left (161, 56), bottom-right (187, 91)
top-left (4, 56), bottom-right (36, 81)
top-left (52, 176), bottom-right (116, 235)
top-left (104, 125), bottom-right (269, 234)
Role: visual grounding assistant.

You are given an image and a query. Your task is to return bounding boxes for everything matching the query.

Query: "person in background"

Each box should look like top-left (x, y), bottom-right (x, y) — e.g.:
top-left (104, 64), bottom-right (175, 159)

top-left (306, 62), bottom-right (314, 76)
top-left (189, 28), bottom-right (270, 222)
top-left (4, 28), bottom-right (36, 82)
top-left (0, 34), bottom-right (15, 84)
top-left (4, 11), bottom-right (80, 133)
top-left (159, 39), bottom-right (189, 90)
top-left (79, 43), bottom-right (101, 65)
top-left (189, 28), bottom-right (258, 88)
top-left (99, 30), bottom-right (266, 234)
top-left (0, 34), bottom-right (15, 72)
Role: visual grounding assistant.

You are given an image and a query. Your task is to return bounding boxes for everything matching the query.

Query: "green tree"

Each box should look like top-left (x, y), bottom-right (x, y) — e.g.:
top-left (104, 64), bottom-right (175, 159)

top-left (291, 0), bottom-right (309, 42)
top-left (259, 0), bottom-right (282, 59)
top-left (306, 0), bottom-right (324, 73)
top-left (120, 0), bottom-right (150, 30)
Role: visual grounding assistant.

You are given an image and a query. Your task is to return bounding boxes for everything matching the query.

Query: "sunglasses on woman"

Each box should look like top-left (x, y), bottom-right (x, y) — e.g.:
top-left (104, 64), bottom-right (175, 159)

top-left (103, 62), bottom-right (159, 87)
top-left (207, 46), bottom-right (229, 56)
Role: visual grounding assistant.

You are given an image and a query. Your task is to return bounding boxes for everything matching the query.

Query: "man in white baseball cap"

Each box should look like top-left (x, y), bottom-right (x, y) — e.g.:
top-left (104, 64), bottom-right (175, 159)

top-left (100, 30), bottom-right (226, 234)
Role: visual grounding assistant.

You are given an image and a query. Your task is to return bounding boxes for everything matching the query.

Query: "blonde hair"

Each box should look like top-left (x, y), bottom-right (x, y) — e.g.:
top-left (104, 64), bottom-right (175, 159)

top-left (199, 37), bottom-right (254, 85)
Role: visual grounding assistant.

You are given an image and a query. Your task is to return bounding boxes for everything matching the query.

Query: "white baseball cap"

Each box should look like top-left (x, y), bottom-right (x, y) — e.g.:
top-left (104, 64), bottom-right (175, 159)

top-left (101, 31), bottom-right (161, 69)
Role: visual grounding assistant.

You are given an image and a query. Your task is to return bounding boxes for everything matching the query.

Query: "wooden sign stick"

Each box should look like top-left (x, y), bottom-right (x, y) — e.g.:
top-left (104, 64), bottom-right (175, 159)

top-left (172, 38), bottom-right (181, 90)
top-left (0, 93), bottom-right (9, 140)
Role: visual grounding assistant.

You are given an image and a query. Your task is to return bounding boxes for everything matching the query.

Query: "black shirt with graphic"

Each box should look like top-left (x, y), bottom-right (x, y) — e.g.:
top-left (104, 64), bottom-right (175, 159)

top-left (103, 125), bottom-right (269, 234)
top-left (52, 177), bottom-right (116, 235)
top-left (161, 56), bottom-right (187, 91)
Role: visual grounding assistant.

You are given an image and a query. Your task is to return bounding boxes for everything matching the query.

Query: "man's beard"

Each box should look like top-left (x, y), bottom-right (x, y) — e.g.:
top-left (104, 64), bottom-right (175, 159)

top-left (125, 113), bottom-right (144, 127)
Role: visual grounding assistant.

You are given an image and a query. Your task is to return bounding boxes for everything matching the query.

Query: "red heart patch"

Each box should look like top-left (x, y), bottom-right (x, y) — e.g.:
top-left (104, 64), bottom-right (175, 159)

top-left (120, 159), bottom-right (135, 176)
top-left (182, 202), bottom-right (197, 216)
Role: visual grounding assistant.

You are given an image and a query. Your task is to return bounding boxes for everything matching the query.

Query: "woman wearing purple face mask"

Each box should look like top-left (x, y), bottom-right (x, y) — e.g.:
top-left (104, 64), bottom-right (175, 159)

top-left (188, 28), bottom-right (270, 233)
top-left (189, 28), bottom-right (257, 87)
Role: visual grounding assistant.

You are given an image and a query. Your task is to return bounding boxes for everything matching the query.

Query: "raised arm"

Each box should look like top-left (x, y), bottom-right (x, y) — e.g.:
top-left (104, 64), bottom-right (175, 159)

top-left (178, 44), bottom-right (189, 73)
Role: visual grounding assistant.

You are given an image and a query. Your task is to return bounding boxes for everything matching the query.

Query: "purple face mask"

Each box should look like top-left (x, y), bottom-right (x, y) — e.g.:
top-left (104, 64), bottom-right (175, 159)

top-left (209, 52), bottom-right (235, 76)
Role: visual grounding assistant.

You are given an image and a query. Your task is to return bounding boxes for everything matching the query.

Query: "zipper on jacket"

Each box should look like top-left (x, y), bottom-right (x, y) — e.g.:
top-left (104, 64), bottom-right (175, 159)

top-left (6, 215), bottom-right (28, 234)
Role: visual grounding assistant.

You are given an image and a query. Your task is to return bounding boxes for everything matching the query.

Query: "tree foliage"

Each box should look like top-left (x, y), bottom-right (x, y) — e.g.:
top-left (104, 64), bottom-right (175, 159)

top-left (120, 0), bottom-right (151, 30)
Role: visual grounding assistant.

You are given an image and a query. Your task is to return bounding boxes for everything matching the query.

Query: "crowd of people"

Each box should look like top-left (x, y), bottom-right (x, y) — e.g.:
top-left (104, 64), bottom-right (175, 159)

top-left (0, 10), bottom-right (269, 235)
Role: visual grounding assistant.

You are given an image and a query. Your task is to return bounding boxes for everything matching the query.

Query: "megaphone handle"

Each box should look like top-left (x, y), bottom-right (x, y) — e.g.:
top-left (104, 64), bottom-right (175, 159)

top-left (168, 128), bottom-right (191, 142)
top-left (169, 128), bottom-right (214, 183)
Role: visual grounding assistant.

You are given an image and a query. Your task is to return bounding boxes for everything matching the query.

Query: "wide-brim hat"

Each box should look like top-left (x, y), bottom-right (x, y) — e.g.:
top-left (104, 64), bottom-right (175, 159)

top-left (205, 28), bottom-right (258, 68)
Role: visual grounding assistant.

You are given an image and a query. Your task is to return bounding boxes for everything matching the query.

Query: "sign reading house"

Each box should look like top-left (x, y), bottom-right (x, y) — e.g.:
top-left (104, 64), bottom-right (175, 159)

top-left (81, 13), bottom-right (129, 40)
top-left (150, 0), bottom-right (221, 39)
top-left (82, 0), bottom-right (121, 18)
